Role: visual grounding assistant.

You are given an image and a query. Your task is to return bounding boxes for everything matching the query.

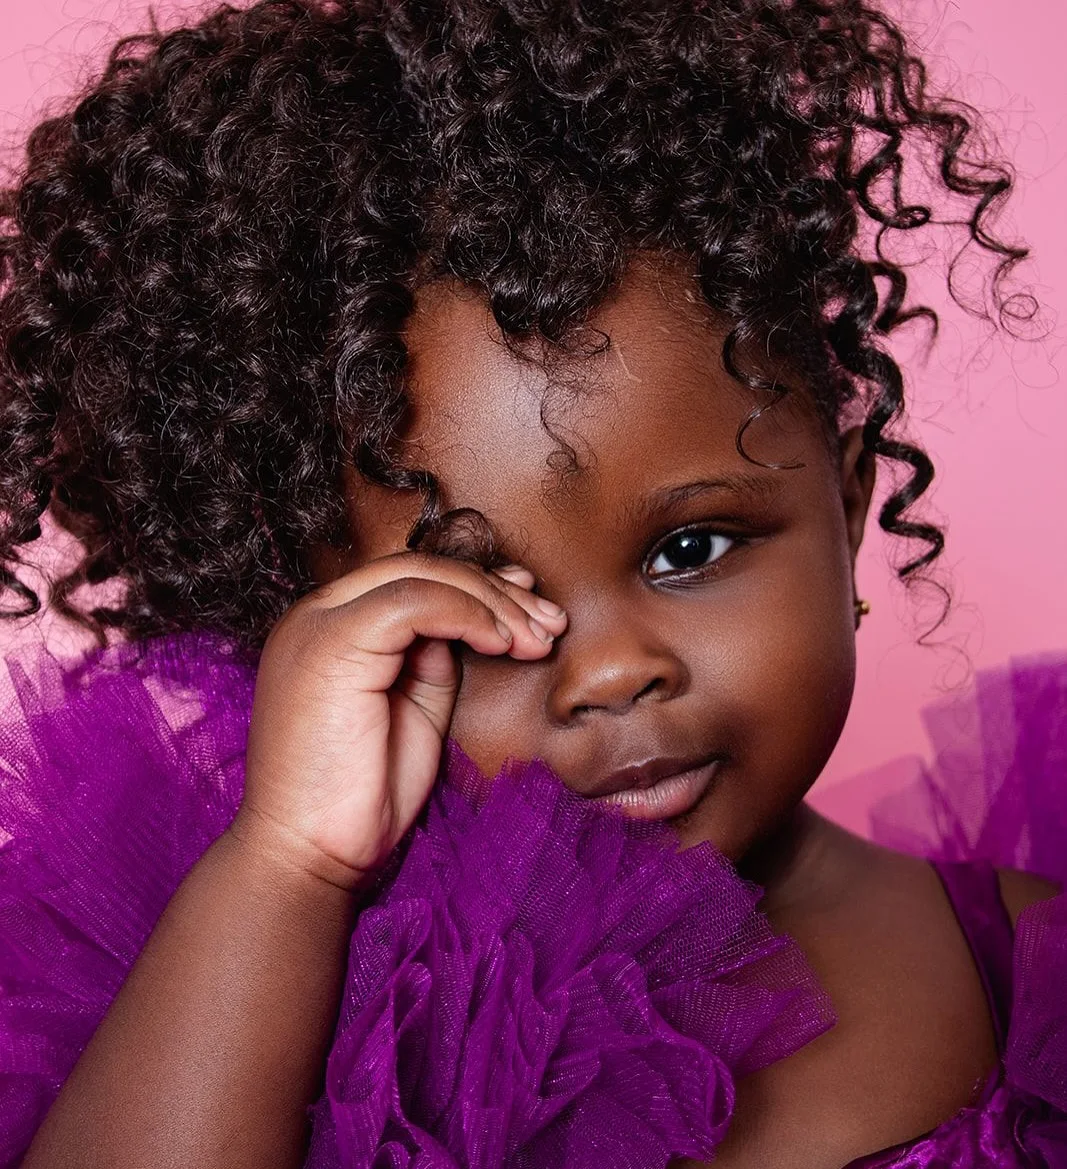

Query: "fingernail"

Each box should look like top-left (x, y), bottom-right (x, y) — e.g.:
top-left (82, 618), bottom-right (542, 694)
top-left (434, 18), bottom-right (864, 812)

top-left (496, 564), bottom-right (535, 582)
top-left (495, 619), bottom-right (513, 641)
top-left (527, 616), bottom-right (554, 642)
top-left (534, 597), bottom-right (565, 618)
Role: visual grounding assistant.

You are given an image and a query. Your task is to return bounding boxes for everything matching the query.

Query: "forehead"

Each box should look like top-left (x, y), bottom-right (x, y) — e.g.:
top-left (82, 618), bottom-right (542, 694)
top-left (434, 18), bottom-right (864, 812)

top-left (344, 264), bottom-right (826, 558)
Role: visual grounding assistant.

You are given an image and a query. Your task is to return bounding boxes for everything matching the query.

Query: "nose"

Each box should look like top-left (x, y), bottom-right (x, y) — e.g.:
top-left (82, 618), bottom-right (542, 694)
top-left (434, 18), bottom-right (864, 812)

top-left (544, 616), bottom-right (689, 724)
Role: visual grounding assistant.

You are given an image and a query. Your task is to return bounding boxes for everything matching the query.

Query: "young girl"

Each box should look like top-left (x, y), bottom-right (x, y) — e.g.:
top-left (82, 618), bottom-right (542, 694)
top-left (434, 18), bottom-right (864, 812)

top-left (0, 1), bottom-right (1063, 1166)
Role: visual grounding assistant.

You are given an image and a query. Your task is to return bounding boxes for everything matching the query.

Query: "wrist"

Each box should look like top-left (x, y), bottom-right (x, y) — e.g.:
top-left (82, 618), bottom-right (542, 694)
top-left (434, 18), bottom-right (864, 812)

top-left (225, 805), bottom-right (376, 897)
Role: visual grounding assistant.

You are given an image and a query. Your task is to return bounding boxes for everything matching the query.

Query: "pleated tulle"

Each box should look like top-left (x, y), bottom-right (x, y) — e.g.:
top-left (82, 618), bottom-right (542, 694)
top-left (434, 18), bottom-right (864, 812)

top-left (0, 631), bottom-right (834, 1168)
top-left (307, 739), bottom-right (834, 1169)
top-left (0, 631), bottom-right (257, 1165)
top-left (863, 653), bottom-right (1067, 888)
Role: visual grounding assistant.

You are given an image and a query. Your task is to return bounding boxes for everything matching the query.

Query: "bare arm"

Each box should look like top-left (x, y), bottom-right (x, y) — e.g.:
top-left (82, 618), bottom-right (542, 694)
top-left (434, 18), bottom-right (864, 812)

top-left (22, 812), bottom-right (357, 1169)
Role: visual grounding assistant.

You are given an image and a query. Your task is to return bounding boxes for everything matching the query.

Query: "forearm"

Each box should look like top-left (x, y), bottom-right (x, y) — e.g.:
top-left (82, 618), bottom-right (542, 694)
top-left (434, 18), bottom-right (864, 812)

top-left (22, 813), bottom-right (357, 1169)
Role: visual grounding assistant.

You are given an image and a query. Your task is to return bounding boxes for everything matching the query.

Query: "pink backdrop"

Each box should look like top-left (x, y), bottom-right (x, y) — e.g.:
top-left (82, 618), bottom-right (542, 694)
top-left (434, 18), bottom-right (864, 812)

top-left (2, 0), bottom-right (1065, 826)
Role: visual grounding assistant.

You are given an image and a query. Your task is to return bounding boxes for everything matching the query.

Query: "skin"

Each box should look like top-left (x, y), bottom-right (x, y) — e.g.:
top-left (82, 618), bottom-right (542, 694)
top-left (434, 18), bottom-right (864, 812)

top-left (323, 266), bottom-right (866, 861)
top-left (23, 259), bottom-right (1057, 1169)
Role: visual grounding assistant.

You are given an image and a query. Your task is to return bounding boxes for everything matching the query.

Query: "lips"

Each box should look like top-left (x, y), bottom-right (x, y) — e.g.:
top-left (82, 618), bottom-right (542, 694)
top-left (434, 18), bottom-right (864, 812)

top-left (586, 753), bottom-right (719, 799)
top-left (585, 754), bottom-right (724, 821)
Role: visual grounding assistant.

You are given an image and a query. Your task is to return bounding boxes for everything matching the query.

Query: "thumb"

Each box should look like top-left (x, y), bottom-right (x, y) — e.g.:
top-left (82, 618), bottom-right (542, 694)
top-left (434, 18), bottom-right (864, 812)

top-left (393, 635), bottom-right (462, 739)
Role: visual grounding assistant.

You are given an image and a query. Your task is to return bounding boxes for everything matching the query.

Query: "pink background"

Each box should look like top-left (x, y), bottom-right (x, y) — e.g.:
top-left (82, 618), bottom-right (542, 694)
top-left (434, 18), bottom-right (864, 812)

top-left (2, 0), bottom-right (1065, 824)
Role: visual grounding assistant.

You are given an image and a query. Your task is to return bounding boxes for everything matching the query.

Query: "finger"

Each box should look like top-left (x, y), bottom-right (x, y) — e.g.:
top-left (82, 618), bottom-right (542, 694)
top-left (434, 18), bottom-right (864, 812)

top-left (491, 564), bottom-right (536, 589)
top-left (301, 551), bottom-right (566, 646)
top-left (298, 551), bottom-right (481, 610)
top-left (314, 576), bottom-right (552, 695)
top-left (488, 567), bottom-right (568, 630)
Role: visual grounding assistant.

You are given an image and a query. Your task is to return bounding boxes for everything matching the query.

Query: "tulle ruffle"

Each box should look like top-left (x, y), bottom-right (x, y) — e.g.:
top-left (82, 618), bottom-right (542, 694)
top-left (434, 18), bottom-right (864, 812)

top-left (864, 653), bottom-right (1067, 888)
top-left (307, 740), bottom-right (834, 1169)
top-left (0, 631), bottom-right (835, 1168)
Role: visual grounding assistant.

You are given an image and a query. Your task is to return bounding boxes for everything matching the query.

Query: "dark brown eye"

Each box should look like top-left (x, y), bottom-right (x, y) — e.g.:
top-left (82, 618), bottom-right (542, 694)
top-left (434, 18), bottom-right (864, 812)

top-left (647, 530), bottom-right (734, 577)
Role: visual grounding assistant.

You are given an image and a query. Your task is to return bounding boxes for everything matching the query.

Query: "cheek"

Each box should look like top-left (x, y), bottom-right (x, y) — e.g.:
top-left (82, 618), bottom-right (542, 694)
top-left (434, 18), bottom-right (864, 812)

top-left (695, 587), bottom-right (855, 774)
top-left (443, 653), bottom-right (539, 778)
top-left (680, 536), bottom-right (858, 854)
top-left (727, 595), bottom-right (856, 760)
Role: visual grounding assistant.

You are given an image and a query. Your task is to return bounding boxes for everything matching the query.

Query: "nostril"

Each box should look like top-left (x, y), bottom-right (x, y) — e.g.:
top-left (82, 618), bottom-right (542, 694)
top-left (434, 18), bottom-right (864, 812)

top-left (571, 678), bottom-right (662, 720)
top-left (549, 643), bottom-right (685, 726)
top-left (635, 678), bottom-right (660, 701)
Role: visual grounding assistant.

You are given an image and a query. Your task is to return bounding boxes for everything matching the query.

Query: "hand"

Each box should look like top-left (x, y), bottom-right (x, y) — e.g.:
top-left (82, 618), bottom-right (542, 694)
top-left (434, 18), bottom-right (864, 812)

top-left (228, 554), bottom-right (567, 890)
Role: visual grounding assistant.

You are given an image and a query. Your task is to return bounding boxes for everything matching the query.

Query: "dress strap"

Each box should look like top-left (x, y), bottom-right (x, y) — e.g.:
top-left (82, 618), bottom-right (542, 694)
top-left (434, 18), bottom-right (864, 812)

top-left (930, 859), bottom-right (1015, 1053)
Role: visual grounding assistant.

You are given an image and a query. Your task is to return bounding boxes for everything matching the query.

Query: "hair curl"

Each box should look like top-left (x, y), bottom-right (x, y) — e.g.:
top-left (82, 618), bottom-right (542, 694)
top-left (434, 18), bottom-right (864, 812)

top-left (0, 0), bottom-right (1034, 651)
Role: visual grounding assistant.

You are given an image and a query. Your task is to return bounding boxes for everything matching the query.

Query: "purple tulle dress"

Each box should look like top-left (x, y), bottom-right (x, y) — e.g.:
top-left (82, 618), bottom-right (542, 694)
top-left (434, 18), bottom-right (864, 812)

top-left (0, 633), bottom-right (1065, 1168)
top-left (0, 630), bottom-right (833, 1169)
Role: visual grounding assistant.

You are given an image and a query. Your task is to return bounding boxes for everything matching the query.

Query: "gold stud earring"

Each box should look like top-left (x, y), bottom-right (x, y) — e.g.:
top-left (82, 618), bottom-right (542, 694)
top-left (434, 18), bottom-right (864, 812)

top-left (854, 598), bottom-right (871, 623)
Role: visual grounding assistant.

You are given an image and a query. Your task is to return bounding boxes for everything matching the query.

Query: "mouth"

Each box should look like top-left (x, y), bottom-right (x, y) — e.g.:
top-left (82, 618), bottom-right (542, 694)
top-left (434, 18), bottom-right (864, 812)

top-left (590, 756), bottom-right (723, 821)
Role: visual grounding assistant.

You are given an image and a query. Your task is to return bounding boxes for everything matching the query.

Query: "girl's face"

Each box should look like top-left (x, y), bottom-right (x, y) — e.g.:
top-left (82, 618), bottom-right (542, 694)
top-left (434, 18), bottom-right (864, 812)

top-left (311, 264), bottom-right (875, 860)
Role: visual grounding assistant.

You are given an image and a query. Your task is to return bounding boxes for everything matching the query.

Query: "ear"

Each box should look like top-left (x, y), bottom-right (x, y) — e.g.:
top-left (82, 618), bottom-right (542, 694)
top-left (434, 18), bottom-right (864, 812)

top-left (838, 425), bottom-right (876, 566)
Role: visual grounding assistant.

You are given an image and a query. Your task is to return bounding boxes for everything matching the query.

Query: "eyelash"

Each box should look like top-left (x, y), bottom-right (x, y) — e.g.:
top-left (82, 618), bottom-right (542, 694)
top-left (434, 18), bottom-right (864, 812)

top-left (645, 525), bottom-right (743, 580)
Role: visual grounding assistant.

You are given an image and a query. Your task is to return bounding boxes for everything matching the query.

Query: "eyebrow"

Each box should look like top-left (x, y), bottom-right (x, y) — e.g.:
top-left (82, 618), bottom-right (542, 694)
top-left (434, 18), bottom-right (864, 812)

top-left (628, 472), bottom-right (785, 525)
top-left (434, 471), bottom-right (786, 565)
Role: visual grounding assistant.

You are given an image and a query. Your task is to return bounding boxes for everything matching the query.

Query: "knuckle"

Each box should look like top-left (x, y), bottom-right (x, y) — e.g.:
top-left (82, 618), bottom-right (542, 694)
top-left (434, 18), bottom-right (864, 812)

top-left (363, 575), bottom-right (454, 632)
top-left (294, 578), bottom-right (339, 611)
top-left (265, 602), bottom-right (333, 666)
top-left (371, 574), bottom-right (427, 609)
top-left (265, 590), bottom-right (333, 655)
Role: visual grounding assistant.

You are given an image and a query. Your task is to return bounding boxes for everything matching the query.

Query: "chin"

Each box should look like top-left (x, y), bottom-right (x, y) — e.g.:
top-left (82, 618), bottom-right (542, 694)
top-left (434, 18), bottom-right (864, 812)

top-left (668, 772), bottom-right (812, 865)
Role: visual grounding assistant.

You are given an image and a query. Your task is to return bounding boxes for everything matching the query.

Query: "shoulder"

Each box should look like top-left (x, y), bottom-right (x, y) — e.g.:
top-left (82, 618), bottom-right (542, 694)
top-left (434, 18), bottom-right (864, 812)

top-left (995, 867), bottom-right (1061, 928)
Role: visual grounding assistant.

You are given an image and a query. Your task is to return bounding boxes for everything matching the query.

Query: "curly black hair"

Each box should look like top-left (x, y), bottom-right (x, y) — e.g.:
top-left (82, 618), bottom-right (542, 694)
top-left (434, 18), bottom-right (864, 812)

top-left (0, 0), bottom-right (1035, 652)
